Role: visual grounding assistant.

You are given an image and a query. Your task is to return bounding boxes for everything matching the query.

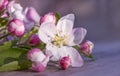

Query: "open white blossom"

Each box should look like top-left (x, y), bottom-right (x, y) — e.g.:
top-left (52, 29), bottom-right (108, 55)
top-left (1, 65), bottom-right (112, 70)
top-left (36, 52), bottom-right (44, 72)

top-left (38, 14), bottom-right (87, 67)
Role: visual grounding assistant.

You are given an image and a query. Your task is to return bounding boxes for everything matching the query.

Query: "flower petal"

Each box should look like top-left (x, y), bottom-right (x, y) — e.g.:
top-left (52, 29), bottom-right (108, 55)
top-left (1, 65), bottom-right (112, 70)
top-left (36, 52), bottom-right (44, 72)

top-left (59, 14), bottom-right (75, 22)
top-left (32, 63), bottom-right (45, 72)
top-left (67, 47), bottom-right (84, 67)
top-left (64, 33), bottom-right (75, 46)
top-left (27, 48), bottom-right (46, 62)
top-left (38, 22), bottom-right (56, 43)
top-left (41, 54), bottom-right (50, 67)
top-left (46, 44), bottom-right (83, 67)
top-left (73, 28), bottom-right (87, 44)
top-left (46, 44), bottom-right (69, 61)
top-left (31, 52), bottom-right (50, 72)
top-left (57, 14), bottom-right (75, 35)
top-left (24, 7), bottom-right (40, 24)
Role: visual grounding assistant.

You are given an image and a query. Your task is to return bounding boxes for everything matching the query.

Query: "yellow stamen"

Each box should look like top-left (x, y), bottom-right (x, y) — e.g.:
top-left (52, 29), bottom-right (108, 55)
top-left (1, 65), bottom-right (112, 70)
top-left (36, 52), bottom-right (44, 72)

top-left (52, 35), bottom-right (64, 47)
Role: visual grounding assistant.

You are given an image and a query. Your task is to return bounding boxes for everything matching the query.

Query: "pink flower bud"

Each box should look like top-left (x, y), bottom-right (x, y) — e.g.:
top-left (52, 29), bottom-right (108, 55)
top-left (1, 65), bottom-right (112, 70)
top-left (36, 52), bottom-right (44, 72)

top-left (28, 34), bottom-right (40, 46)
top-left (40, 12), bottom-right (56, 25)
top-left (60, 56), bottom-right (71, 70)
top-left (25, 7), bottom-right (40, 24)
top-left (80, 40), bottom-right (94, 55)
top-left (8, 19), bottom-right (25, 36)
top-left (32, 62), bottom-right (45, 72)
top-left (0, 0), bottom-right (8, 10)
top-left (27, 48), bottom-right (50, 72)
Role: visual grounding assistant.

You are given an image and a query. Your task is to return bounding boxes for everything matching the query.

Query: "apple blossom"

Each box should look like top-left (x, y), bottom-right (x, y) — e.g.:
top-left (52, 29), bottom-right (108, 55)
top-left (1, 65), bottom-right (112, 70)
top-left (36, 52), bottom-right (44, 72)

top-left (80, 40), bottom-right (94, 55)
top-left (40, 12), bottom-right (56, 25)
top-left (8, 19), bottom-right (25, 36)
top-left (38, 14), bottom-right (87, 67)
top-left (28, 34), bottom-right (40, 46)
top-left (27, 48), bottom-right (49, 72)
top-left (59, 56), bottom-right (71, 70)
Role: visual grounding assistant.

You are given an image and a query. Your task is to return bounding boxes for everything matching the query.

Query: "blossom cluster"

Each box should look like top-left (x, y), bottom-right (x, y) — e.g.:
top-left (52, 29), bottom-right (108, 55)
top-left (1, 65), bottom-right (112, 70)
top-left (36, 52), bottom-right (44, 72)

top-left (0, 0), bottom-right (94, 72)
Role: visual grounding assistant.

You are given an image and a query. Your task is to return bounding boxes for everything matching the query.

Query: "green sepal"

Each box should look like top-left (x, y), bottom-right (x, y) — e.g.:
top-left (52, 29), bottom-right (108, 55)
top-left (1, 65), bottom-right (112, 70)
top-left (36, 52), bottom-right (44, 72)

top-left (55, 12), bottom-right (61, 23)
top-left (0, 17), bottom-right (9, 27)
top-left (73, 45), bottom-right (94, 60)
top-left (33, 42), bottom-right (46, 51)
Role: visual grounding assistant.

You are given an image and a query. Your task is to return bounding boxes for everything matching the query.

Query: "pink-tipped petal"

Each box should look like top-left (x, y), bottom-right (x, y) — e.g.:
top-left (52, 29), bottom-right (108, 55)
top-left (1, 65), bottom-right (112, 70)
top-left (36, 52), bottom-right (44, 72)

top-left (27, 48), bottom-right (46, 62)
top-left (25, 7), bottom-right (40, 24)
top-left (32, 63), bottom-right (45, 72)
top-left (28, 49), bottom-right (50, 72)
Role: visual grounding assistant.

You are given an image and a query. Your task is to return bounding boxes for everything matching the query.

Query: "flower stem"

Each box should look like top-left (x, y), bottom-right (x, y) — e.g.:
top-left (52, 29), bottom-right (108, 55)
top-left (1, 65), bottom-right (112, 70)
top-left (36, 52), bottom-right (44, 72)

top-left (0, 33), bottom-right (11, 40)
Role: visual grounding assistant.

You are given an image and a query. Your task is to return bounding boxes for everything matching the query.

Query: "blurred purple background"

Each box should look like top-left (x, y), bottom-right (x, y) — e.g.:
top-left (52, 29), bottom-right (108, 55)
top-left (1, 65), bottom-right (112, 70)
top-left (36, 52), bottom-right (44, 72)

top-left (19, 0), bottom-right (120, 42)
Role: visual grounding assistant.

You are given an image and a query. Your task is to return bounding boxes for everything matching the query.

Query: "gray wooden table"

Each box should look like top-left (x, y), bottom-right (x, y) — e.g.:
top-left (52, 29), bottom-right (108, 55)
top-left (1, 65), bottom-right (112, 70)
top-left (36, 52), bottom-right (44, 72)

top-left (0, 41), bottom-right (120, 76)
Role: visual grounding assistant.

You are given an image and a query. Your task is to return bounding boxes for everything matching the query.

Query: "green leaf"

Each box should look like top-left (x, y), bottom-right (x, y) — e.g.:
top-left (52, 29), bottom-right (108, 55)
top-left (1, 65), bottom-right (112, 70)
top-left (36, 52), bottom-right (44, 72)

top-left (0, 41), bottom-right (31, 72)
top-left (0, 61), bottom-right (20, 72)
top-left (55, 12), bottom-right (61, 23)
top-left (18, 52), bottom-right (32, 70)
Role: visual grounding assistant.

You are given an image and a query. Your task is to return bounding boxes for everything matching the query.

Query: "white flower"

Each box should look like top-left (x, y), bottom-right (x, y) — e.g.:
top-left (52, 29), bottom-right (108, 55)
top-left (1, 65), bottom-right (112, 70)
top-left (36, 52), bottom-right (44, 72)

top-left (38, 14), bottom-right (87, 67)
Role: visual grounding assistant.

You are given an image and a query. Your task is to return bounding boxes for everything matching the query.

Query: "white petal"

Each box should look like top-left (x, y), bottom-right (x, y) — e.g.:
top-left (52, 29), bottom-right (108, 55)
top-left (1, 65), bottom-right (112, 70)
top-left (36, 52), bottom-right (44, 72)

top-left (64, 33), bottom-right (75, 46)
top-left (12, 11), bottom-right (25, 20)
top-left (38, 22), bottom-right (56, 43)
top-left (31, 51), bottom-right (46, 62)
top-left (68, 47), bottom-right (84, 67)
top-left (46, 44), bottom-right (83, 67)
top-left (41, 55), bottom-right (50, 67)
top-left (46, 44), bottom-right (69, 61)
top-left (57, 14), bottom-right (75, 35)
top-left (60, 14), bottom-right (75, 22)
top-left (73, 28), bottom-right (87, 44)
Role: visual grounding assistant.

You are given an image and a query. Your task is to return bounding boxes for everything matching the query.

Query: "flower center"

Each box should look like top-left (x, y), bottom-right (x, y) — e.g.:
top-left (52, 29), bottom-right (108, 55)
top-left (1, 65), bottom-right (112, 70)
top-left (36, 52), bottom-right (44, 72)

top-left (52, 35), bottom-right (65, 48)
